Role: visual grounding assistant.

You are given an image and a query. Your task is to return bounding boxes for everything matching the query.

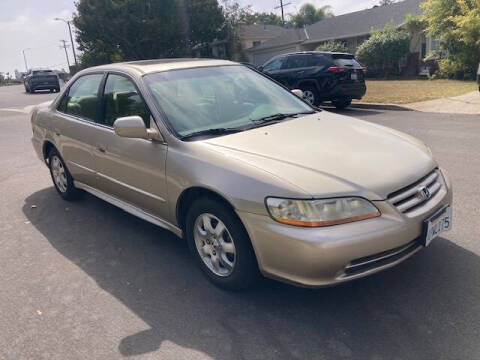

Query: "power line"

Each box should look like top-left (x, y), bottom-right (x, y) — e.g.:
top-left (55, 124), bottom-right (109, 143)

top-left (274, 0), bottom-right (291, 22)
top-left (59, 40), bottom-right (71, 69)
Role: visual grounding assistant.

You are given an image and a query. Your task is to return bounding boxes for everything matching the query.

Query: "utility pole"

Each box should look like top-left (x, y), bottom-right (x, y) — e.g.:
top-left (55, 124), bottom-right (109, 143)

top-left (59, 40), bottom-right (71, 69)
top-left (274, 0), bottom-right (291, 23)
top-left (22, 49), bottom-right (29, 72)
top-left (54, 18), bottom-right (78, 67)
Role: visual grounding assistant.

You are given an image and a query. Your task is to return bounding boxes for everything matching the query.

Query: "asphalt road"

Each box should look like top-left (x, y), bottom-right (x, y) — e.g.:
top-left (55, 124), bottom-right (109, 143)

top-left (1, 85), bottom-right (479, 360)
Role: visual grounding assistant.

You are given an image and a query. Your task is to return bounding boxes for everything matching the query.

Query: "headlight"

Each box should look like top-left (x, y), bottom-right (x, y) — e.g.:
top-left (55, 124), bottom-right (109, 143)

top-left (266, 197), bottom-right (380, 227)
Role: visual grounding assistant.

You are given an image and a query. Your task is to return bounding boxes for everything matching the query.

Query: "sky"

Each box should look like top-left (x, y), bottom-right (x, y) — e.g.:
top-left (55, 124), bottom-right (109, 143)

top-left (0, 0), bottom-right (380, 76)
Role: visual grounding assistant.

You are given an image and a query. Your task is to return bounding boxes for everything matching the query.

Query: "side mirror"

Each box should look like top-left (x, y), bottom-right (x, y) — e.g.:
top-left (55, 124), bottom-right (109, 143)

top-left (113, 116), bottom-right (163, 141)
top-left (291, 89), bottom-right (304, 98)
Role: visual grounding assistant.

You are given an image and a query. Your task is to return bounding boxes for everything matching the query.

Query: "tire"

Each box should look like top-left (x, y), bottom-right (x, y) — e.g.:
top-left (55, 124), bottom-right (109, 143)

top-left (48, 148), bottom-right (82, 200)
top-left (333, 98), bottom-right (352, 109)
top-left (185, 197), bottom-right (259, 290)
top-left (300, 85), bottom-right (319, 106)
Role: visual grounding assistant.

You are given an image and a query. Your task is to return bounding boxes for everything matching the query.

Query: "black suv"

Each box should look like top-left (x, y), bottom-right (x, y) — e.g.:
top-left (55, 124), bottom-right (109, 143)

top-left (259, 51), bottom-right (366, 109)
top-left (24, 69), bottom-right (60, 94)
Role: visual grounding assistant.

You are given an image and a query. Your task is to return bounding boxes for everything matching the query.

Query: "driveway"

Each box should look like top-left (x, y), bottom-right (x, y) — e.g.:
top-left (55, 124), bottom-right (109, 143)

top-left (1, 87), bottom-right (479, 360)
top-left (405, 91), bottom-right (480, 114)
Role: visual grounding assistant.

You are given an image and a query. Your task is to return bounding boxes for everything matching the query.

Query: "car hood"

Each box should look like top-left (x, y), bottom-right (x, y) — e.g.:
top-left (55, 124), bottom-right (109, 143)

top-left (202, 111), bottom-right (436, 200)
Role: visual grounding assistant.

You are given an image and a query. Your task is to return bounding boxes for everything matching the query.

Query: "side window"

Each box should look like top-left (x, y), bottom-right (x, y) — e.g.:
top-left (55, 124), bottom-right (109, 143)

top-left (311, 55), bottom-right (330, 67)
top-left (263, 57), bottom-right (285, 72)
top-left (285, 55), bottom-right (311, 69)
top-left (58, 74), bottom-right (103, 122)
top-left (102, 74), bottom-right (150, 127)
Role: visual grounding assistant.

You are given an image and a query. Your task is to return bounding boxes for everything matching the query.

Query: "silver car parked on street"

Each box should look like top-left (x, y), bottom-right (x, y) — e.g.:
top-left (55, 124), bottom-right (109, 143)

top-left (31, 59), bottom-right (452, 289)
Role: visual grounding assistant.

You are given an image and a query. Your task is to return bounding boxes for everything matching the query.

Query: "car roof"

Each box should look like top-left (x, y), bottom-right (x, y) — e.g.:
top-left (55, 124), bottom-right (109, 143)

top-left (89, 58), bottom-right (237, 75)
top-left (285, 51), bottom-right (354, 56)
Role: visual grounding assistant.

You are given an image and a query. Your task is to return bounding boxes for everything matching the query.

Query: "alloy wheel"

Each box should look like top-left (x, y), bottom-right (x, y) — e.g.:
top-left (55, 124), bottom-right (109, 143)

top-left (51, 155), bottom-right (68, 193)
top-left (193, 213), bottom-right (236, 277)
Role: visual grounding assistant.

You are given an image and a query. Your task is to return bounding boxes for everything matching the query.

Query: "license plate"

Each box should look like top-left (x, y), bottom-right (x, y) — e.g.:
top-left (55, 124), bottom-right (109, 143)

top-left (351, 73), bottom-right (358, 80)
top-left (422, 205), bottom-right (452, 246)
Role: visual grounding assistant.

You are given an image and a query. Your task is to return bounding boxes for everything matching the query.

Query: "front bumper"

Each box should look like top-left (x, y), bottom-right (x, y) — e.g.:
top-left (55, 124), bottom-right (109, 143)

top-left (237, 172), bottom-right (452, 287)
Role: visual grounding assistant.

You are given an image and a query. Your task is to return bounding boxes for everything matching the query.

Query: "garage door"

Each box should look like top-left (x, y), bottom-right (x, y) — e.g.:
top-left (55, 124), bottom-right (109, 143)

top-left (253, 47), bottom-right (298, 66)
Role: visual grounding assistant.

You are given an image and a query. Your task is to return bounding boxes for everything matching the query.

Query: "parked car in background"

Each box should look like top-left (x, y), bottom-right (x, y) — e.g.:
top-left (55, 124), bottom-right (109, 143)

top-left (259, 51), bottom-right (366, 109)
top-left (24, 69), bottom-right (60, 93)
top-left (31, 59), bottom-right (452, 290)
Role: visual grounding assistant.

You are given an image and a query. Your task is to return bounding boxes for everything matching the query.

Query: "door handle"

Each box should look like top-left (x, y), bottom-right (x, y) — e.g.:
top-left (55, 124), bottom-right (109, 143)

top-left (97, 145), bottom-right (106, 153)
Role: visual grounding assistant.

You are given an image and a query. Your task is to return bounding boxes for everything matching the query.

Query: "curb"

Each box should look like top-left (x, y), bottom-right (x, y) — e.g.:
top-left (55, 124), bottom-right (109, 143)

top-left (350, 102), bottom-right (412, 111)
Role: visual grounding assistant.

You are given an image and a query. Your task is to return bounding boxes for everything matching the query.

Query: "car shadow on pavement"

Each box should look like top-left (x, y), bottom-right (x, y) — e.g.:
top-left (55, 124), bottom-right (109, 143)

top-left (23, 187), bottom-right (480, 360)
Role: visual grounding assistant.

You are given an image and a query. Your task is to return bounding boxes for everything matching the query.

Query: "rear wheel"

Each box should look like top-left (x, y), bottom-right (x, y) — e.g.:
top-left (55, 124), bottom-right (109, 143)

top-left (48, 148), bottom-right (82, 200)
top-left (185, 197), bottom-right (259, 290)
top-left (333, 98), bottom-right (352, 109)
top-left (300, 85), bottom-right (319, 106)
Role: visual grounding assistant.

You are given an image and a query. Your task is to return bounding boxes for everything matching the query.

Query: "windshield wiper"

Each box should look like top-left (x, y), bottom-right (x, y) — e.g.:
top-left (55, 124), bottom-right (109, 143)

top-left (250, 111), bottom-right (316, 124)
top-left (181, 127), bottom-right (243, 140)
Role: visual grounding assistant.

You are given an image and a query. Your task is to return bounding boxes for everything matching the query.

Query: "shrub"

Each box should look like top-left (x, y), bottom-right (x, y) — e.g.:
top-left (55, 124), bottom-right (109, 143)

top-left (356, 25), bottom-right (410, 77)
top-left (315, 40), bottom-right (348, 53)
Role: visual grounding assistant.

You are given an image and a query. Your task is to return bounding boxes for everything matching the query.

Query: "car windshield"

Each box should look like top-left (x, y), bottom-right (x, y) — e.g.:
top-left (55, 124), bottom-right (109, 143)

top-left (144, 65), bottom-right (314, 138)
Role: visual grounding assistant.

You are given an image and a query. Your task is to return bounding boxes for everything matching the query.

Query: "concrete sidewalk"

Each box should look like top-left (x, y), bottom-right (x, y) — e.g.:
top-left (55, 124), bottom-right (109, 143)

top-left (352, 91), bottom-right (480, 114)
top-left (405, 91), bottom-right (480, 114)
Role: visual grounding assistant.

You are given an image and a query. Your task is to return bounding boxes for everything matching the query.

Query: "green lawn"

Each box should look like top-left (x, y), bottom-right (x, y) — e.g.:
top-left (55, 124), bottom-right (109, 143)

top-left (359, 79), bottom-right (478, 104)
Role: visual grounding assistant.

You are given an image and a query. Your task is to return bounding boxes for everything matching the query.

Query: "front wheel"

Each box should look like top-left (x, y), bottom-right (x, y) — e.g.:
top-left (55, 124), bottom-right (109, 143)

top-left (186, 197), bottom-right (259, 290)
top-left (48, 148), bottom-right (82, 200)
top-left (332, 98), bottom-right (352, 109)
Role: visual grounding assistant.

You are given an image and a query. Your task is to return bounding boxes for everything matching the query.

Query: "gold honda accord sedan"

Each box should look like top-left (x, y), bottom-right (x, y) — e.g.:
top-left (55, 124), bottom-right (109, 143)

top-left (31, 59), bottom-right (452, 289)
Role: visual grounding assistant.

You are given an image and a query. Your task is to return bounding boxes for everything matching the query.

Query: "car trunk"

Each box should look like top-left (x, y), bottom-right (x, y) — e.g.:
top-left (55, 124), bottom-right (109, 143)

top-left (32, 72), bottom-right (58, 84)
top-left (330, 54), bottom-right (365, 84)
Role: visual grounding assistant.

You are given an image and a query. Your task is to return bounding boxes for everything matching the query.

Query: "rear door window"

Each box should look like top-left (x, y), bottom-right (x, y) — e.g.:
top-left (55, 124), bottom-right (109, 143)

top-left (58, 74), bottom-right (103, 122)
top-left (311, 55), bottom-right (331, 67)
top-left (285, 55), bottom-right (312, 69)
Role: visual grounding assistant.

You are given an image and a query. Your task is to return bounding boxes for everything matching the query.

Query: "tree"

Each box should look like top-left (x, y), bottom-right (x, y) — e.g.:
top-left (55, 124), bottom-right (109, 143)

top-left (74, 0), bottom-right (225, 68)
top-left (315, 40), bottom-right (348, 52)
top-left (421, 0), bottom-right (480, 78)
top-left (240, 11), bottom-right (283, 25)
top-left (291, 3), bottom-right (333, 28)
top-left (379, 0), bottom-right (396, 5)
top-left (221, 0), bottom-right (253, 61)
top-left (356, 24), bottom-right (410, 77)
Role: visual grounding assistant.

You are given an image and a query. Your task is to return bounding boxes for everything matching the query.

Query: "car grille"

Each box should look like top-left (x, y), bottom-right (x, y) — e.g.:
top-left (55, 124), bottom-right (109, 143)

top-left (387, 169), bottom-right (443, 214)
top-left (343, 239), bottom-right (422, 277)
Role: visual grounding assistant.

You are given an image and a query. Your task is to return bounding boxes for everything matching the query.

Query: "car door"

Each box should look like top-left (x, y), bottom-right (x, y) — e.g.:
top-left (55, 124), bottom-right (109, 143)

top-left (261, 56), bottom-right (287, 84)
top-left (283, 54), bottom-right (313, 88)
top-left (55, 73), bottom-right (105, 187)
top-left (93, 72), bottom-right (169, 220)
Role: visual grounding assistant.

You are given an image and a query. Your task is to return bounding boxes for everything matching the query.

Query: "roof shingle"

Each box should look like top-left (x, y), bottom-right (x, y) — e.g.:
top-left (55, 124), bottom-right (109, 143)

top-left (251, 0), bottom-right (424, 51)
